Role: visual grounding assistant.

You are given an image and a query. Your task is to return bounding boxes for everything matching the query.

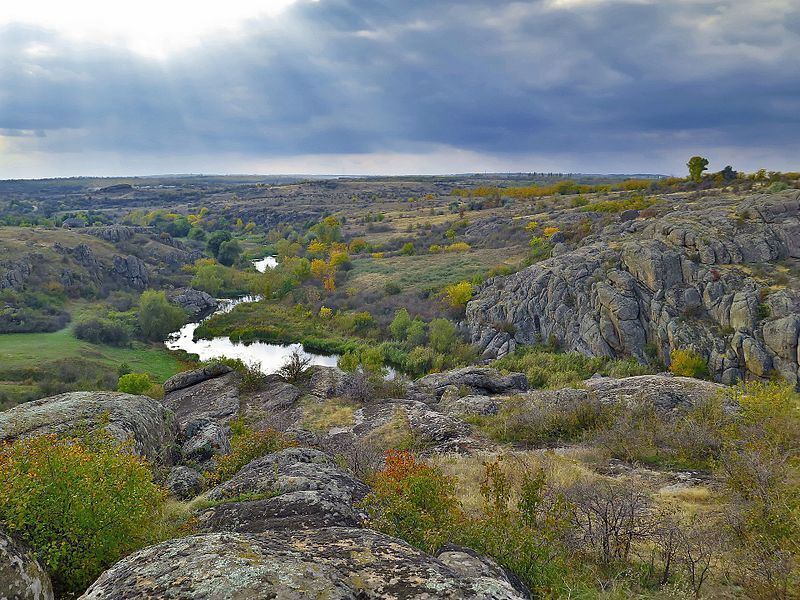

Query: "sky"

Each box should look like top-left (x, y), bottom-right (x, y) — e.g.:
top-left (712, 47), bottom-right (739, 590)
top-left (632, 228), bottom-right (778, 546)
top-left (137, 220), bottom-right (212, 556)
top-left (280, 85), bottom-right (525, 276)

top-left (0, 0), bottom-right (798, 178)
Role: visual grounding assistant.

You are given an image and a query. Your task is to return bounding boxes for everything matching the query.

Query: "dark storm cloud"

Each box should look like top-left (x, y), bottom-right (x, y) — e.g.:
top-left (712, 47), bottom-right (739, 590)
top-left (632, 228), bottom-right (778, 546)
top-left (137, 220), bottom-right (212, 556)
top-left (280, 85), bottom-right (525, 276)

top-left (1, 0), bottom-right (799, 172)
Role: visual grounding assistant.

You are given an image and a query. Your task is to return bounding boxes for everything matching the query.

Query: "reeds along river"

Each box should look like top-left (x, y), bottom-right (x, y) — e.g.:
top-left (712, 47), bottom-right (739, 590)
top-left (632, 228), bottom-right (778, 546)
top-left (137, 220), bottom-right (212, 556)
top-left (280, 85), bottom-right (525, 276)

top-left (165, 256), bottom-right (340, 373)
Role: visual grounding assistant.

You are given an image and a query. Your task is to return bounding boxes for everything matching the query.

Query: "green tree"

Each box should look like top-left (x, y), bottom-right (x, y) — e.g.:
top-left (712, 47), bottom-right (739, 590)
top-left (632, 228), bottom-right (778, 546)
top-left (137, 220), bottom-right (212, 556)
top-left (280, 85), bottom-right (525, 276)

top-left (429, 318), bottom-right (458, 353)
top-left (191, 264), bottom-right (224, 295)
top-left (390, 308), bottom-right (413, 341)
top-left (117, 372), bottom-right (153, 395)
top-left (137, 290), bottom-right (186, 341)
top-left (687, 156), bottom-right (709, 183)
top-left (407, 319), bottom-right (427, 346)
top-left (217, 239), bottom-right (242, 266)
top-left (206, 231), bottom-right (232, 258)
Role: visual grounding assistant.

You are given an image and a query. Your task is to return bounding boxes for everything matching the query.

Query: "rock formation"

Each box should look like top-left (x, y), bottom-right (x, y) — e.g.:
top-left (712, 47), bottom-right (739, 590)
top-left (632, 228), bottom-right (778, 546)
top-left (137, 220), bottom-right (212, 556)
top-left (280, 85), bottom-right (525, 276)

top-left (467, 191), bottom-right (800, 386)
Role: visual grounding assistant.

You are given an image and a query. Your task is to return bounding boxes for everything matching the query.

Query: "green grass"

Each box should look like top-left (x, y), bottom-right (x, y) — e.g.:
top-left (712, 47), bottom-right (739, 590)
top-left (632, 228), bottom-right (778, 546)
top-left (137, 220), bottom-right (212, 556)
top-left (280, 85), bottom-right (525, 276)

top-left (0, 327), bottom-right (182, 382)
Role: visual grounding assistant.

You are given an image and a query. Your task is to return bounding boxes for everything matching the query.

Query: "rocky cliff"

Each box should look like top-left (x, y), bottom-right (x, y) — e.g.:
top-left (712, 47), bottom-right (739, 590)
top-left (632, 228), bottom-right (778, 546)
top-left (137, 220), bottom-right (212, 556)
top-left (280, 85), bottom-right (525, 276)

top-left (466, 191), bottom-right (800, 386)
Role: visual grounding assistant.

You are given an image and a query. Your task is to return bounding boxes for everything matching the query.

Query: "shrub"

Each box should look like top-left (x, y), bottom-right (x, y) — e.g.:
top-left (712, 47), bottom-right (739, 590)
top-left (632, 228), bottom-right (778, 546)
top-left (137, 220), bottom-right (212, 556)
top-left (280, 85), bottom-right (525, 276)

top-left (400, 242), bottom-right (416, 256)
top-left (471, 395), bottom-right (611, 445)
top-left (542, 226), bottom-right (560, 238)
top-left (117, 372), bottom-right (153, 395)
top-left (276, 349), bottom-right (312, 384)
top-left (384, 280), bottom-right (401, 295)
top-left (669, 349), bottom-right (709, 379)
top-left (444, 242), bottom-right (471, 253)
top-left (428, 318), bottom-right (458, 353)
top-left (211, 357), bottom-right (270, 392)
top-left (529, 236), bottom-right (552, 262)
top-left (0, 433), bottom-right (165, 596)
top-left (208, 419), bottom-right (296, 484)
top-left (361, 450), bottom-right (462, 553)
top-left (767, 181), bottom-right (789, 193)
top-left (457, 460), bottom-right (574, 596)
top-left (442, 281), bottom-right (473, 310)
top-left (389, 308), bottom-right (413, 341)
top-left (74, 318), bottom-right (130, 346)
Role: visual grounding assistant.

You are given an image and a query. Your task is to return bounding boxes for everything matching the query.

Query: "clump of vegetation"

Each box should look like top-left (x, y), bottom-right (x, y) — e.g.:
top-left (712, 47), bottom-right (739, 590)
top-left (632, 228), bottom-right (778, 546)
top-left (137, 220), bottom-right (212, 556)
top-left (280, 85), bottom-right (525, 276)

top-left (0, 432), bottom-right (166, 596)
top-left (468, 394), bottom-right (611, 445)
top-left (209, 357), bottom-right (269, 393)
top-left (117, 371), bottom-right (163, 399)
top-left (207, 418), bottom-right (296, 484)
top-left (493, 346), bottom-right (656, 389)
top-left (361, 450), bottom-right (462, 553)
top-left (669, 348), bottom-right (709, 379)
top-left (74, 317), bottom-right (130, 346)
top-left (277, 349), bottom-right (312, 383)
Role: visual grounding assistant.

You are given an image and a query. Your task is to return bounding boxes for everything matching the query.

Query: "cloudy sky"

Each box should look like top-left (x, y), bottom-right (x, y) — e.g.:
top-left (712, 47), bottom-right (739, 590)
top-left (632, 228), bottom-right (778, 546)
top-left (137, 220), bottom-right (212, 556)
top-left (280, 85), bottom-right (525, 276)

top-left (1, 0), bottom-right (798, 178)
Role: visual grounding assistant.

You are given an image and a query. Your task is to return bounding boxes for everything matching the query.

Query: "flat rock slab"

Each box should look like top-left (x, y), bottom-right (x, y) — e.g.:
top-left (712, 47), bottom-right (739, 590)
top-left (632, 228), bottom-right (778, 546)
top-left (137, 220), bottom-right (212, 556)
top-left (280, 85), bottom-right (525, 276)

top-left (80, 528), bottom-right (526, 599)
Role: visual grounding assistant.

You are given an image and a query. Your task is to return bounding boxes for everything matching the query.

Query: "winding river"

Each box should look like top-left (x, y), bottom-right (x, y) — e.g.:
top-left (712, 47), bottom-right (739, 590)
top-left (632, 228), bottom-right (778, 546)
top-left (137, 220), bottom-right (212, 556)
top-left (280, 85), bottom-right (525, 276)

top-left (165, 256), bottom-right (340, 373)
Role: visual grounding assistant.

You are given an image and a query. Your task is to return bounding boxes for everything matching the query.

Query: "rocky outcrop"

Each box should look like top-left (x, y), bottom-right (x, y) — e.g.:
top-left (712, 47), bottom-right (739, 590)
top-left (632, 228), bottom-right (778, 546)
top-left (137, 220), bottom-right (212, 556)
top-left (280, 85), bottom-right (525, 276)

top-left (436, 544), bottom-right (530, 598)
top-left (165, 466), bottom-right (205, 499)
top-left (80, 528), bottom-right (525, 599)
top-left (506, 374), bottom-right (730, 418)
top-left (82, 225), bottom-right (142, 243)
top-left (0, 257), bottom-right (35, 290)
top-left (163, 363), bottom-right (233, 393)
top-left (407, 367), bottom-right (528, 404)
top-left (167, 287), bottom-right (218, 318)
top-left (109, 255), bottom-right (149, 288)
top-left (196, 448), bottom-right (368, 532)
top-left (467, 191), bottom-right (800, 386)
top-left (165, 373), bottom-right (240, 429)
top-left (0, 529), bottom-right (54, 600)
top-left (0, 391), bottom-right (176, 463)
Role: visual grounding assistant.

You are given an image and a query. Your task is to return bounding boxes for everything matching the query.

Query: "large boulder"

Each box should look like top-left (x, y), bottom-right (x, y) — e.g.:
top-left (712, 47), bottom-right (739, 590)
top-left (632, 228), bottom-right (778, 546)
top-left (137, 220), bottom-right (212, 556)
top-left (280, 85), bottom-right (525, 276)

top-left (0, 392), bottom-right (176, 463)
top-left (582, 374), bottom-right (731, 415)
top-left (167, 287), bottom-right (218, 318)
top-left (110, 255), bottom-right (149, 289)
top-left (509, 374), bottom-right (730, 418)
top-left (80, 528), bottom-right (525, 599)
top-left (0, 528), bottom-right (54, 600)
top-left (196, 448), bottom-right (368, 532)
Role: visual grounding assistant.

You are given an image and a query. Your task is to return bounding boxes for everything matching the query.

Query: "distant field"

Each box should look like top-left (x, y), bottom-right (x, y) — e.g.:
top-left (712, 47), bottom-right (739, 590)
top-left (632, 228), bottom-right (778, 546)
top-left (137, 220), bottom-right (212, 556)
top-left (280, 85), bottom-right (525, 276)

top-left (348, 248), bottom-right (525, 293)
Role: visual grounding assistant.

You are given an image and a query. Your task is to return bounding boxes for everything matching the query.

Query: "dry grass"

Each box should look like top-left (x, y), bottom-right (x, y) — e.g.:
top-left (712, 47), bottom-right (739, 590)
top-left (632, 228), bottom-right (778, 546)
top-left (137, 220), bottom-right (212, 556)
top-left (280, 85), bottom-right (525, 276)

top-left (300, 397), bottom-right (358, 432)
top-left (430, 449), bottom-right (598, 515)
top-left (365, 407), bottom-right (418, 452)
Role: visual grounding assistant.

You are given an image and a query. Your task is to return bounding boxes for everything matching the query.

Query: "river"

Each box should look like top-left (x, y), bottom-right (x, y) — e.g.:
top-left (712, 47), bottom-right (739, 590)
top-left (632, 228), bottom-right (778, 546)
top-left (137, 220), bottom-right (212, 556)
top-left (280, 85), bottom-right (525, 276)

top-left (165, 256), bottom-right (340, 373)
